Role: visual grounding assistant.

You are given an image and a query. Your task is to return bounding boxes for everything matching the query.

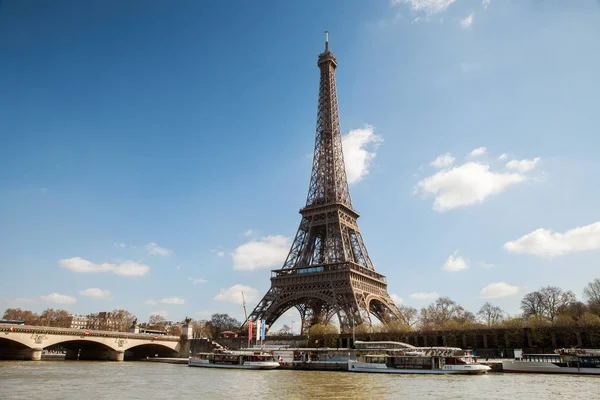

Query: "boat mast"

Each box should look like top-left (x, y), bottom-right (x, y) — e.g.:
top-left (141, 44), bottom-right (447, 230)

top-left (242, 291), bottom-right (248, 322)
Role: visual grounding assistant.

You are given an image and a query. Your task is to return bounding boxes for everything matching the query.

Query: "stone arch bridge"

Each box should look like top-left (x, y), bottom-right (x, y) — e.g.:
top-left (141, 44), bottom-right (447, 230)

top-left (0, 325), bottom-right (186, 361)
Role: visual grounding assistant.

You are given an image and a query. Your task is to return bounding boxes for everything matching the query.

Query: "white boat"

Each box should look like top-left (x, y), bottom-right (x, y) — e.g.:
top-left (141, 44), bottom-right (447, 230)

top-left (502, 348), bottom-right (600, 375)
top-left (188, 350), bottom-right (280, 370)
top-left (348, 341), bottom-right (491, 375)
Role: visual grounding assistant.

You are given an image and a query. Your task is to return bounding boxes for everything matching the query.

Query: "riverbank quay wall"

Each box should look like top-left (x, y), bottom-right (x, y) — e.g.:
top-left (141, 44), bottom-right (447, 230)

top-left (0, 325), bottom-right (185, 361)
top-left (221, 325), bottom-right (600, 356)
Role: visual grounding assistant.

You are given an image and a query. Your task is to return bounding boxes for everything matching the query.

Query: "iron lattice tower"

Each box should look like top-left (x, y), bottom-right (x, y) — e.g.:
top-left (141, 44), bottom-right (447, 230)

top-left (247, 33), bottom-right (400, 334)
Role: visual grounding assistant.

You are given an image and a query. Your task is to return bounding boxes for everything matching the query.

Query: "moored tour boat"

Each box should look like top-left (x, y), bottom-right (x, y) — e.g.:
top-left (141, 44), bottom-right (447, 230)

top-left (501, 348), bottom-right (600, 375)
top-left (188, 350), bottom-right (280, 370)
top-left (348, 341), bottom-right (490, 375)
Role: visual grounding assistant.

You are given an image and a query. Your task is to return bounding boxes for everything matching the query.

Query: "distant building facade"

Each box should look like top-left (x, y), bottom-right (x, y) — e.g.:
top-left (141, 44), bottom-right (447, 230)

top-left (69, 314), bottom-right (89, 329)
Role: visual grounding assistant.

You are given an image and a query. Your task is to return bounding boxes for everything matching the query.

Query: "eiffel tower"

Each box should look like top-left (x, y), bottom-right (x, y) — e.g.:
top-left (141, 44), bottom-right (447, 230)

top-left (247, 33), bottom-right (400, 334)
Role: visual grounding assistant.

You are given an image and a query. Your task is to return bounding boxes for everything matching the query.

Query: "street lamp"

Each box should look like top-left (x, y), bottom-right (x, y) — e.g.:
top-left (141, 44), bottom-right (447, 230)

top-left (291, 321), bottom-right (295, 336)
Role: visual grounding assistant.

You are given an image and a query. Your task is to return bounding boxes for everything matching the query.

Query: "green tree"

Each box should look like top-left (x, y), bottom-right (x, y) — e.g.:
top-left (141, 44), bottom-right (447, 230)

top-left (308, 323), bottom-right (338, 347)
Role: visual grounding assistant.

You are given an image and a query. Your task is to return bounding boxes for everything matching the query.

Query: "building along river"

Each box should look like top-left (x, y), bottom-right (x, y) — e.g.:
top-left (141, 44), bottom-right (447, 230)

top-left (0, 360), bottom-right (598, 399)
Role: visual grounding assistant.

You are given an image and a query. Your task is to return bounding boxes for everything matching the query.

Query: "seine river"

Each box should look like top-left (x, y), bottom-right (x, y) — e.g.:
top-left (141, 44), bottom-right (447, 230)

top-left (0, 361), bottom-right (598, 399)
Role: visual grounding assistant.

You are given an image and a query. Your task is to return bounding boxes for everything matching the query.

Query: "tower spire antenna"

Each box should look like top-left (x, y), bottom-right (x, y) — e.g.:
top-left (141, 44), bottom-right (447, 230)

top-left (325, 30), bottom-right (329, 50)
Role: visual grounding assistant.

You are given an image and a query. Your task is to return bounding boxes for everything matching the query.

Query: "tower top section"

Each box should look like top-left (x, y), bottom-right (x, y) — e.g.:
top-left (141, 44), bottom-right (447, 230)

top-left (318, 30), bottom-right (337, 68)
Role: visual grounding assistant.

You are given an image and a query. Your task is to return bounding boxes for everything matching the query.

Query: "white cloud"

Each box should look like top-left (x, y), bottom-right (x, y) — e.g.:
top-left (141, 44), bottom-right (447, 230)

top-left (414, 162), bottom-right (526, 211)
top-left (480, 282), bottom-right (519, 299)
top-left (442, 250), bottom-right (468, 271)
top-left (214, 284), bottom-right (259, 304)
top-left (188, 277), bottom-right (207, 285)
top-left (145, 297), bottom-right (185, 305)
top-left (175, 265), bottom-right (181, 270)
top-left (506, 157), bottom-right (541, 173)
top-left (150, 310), bottom-right (168, 317)
top-left (146, 242), bottom-right (172, 256)
top-left (114, 242), bottom-right (127, 248)
top-left (410, 292), bottom-right (440, 300)
top-left (79, 288), bottom-right (111, 299)
top-left (244, 230), bottom-right (253, 237)
top-left (482, 0), bottom-right (491, 9)
top-left (342, 125), bottom-right (382, 184)
top-left (391, 294), bottom-right (403, 304)
top-left (497, 153), bottom-right (508, 161)
top-left (504, 221), bottom-right (600, 259)
top-left (59, 257), bottom-right (150, 277)
top-left (6, 298), bottom-right (38, 307)
top-left (460, 12), bottom-right (474, 28)
top-left (217, 251), bottom-right (225, 257)
top-left (430, 153), bottom-right (455, 168)
top-left (393, 0), bottom-right (457, 15)
top-left (40, 293), bottom-right (77, 305)
top-left (232, 235), bottom-right (291, 271)
top-left (469, 147), bottom-right (487, 157)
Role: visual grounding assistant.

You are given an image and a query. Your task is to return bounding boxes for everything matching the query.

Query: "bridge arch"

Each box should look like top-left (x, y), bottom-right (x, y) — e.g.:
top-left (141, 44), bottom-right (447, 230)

top-left (124, 342), bottom-right (180, 360)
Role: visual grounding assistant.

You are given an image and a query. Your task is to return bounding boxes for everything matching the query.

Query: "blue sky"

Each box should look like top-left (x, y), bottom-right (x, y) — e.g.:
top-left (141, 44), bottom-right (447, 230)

top-left (1, 0), bottom-right (600, 331)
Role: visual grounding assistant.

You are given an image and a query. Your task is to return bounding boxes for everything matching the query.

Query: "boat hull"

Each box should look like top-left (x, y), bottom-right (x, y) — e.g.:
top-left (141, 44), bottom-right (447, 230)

top-left (348, 361), bottom-right (490, 375)
top-left (188, 358), bottom-right (280, 370)
top-left (501, 361), bottom-right (600, 376)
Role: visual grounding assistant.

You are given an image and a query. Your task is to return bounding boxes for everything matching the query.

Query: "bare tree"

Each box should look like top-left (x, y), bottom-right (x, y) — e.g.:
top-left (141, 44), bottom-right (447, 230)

top-left (540, 286), bottom-right (576, 321)
top-left (210, 313), bottom-right (241, 336)
top-left (192, 319), bottom-right (213, 338)
top-left (148, 314), bottom-right (167, 330)
top-left (167, 325), bottom-right (182, 336)
top-left (477, 302), bottom-right (505, 326)
top-left (397, 305), bottom-right (418, 327)
top-left (3, 308), bottom-right (40, 325)
top-left (521, 291), bottom-right (545, 318)
top-left (110, 309), bottom-right (136, 332)
top-left (521, 286), bottom-right (577, 321)
top-left (583, 278), bottom-right (600, 315)
top-left (278, 324), bottom-right (291, 335)
top-left (419, 297), bottom-right (471, 329)
top-left (39, 309), bottom-right (71, 328)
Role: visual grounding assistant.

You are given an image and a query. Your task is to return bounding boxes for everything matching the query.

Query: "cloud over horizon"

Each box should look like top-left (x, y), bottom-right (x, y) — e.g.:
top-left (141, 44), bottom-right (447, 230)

top-left (480, 283), bottom-right (519, 299)
top-left (59, 257), bottom-right (150, 277)
top-left (414, 149), bottom-right (541, 211)
top-left (232, 235), bottom-right (291, 271)
top-left (79, 288), bottom-right (111, 299)
top-left (40, 292), bottom-right (77, 304)
top-left (342, 125), bottom-right (382, 184)
top-left (214, 284), bottom-right (259, 304)
top-left (145, 297), bottom-right (185, 305)
top-left (504, 221), bottom-right (600, 259)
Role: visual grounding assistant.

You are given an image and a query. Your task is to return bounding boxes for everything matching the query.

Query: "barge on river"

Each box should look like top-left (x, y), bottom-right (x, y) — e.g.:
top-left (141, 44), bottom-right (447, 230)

top-left (502, 348), bottom-right (600, 375)
top-left (188, 350), bottom-right (280, 370)
top-left (348, 341), bottom-right (491, 375)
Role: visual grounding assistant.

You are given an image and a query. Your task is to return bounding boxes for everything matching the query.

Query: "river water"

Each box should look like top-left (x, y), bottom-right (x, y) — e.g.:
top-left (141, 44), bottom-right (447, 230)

top-left (0, 361), bottom-right (597, 399)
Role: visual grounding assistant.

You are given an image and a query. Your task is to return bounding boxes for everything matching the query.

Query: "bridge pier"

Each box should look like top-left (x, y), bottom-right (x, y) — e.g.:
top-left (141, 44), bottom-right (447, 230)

top-left (28, 348), bottom-right (43, 361)
top-left (108, 350), bottom-right (125, 362)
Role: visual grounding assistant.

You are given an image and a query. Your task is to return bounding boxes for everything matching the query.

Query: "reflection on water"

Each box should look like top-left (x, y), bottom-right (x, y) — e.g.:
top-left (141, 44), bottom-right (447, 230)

top-left (0, 361), bottom-right (598, 400)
